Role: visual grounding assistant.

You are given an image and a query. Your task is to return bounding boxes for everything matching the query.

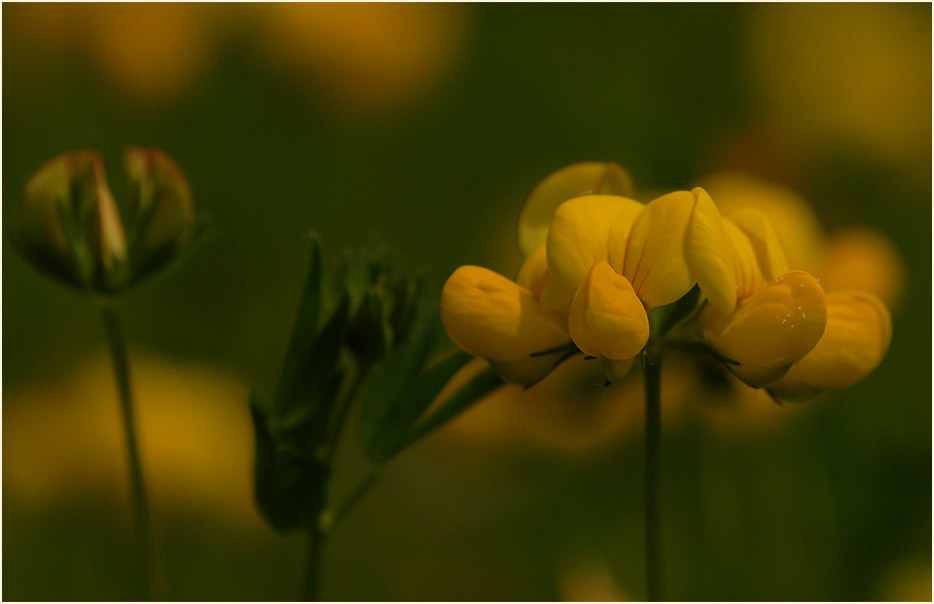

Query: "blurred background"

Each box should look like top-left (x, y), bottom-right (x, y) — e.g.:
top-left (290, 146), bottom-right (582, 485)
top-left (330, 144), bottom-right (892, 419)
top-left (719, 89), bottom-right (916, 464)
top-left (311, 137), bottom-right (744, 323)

top-left (3, 3), bottom-right (931, 601)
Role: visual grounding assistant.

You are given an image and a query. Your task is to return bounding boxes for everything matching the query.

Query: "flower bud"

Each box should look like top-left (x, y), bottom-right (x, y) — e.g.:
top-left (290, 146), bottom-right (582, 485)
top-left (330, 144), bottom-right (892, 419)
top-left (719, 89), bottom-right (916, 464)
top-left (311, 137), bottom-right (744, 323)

top-left (16, 151), bottom-right (127, 291)
top-left (123, 147), bottom-right (196, 281)
top-left (14, 148), bottom-right (199, 294)
top-left (340, 246), bottom-right (422, 365)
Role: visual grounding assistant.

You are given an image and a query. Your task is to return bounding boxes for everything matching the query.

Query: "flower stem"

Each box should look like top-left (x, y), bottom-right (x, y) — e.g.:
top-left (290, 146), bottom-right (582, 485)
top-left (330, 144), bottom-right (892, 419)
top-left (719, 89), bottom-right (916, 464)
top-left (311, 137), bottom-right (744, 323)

top-left (101, 303), bottom-right (162, 600)
top-left (302, 525), bottom-right (326, 601)
top-left (643, 352), bottom-right (664, 601)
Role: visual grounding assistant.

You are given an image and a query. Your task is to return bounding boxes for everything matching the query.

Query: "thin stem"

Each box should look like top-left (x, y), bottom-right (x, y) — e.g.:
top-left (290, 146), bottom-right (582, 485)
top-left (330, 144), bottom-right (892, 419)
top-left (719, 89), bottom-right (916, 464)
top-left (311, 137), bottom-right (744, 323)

top-left (330, 468), bottom-right (382, 529)
top-left (643, 352), bottom-right (664, 601)
top-left (323, 368), bottom-right (366, 467)
top-left (101, 303), bottom-right (162, 601)
top-left (302, 526), bottom-right (326, 601)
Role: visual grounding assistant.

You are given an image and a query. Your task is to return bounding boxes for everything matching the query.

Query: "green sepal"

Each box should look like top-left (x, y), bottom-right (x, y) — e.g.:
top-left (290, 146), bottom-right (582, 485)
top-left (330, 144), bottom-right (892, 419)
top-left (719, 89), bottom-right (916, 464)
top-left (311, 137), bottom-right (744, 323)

top-left (250, 391), bottom-right (328, 534)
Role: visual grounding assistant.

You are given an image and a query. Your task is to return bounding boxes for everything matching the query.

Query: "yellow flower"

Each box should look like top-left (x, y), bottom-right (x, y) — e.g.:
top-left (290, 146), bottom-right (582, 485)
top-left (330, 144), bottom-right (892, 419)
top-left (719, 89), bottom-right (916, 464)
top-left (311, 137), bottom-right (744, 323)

top-left (442, 164), bottom-right (737, 384)
top-left (4, 354), bottom-right (263, 528)
top-left (695, 178), bottom-right (893, 397)
top-left (444, 164), bottom-right (892, 399)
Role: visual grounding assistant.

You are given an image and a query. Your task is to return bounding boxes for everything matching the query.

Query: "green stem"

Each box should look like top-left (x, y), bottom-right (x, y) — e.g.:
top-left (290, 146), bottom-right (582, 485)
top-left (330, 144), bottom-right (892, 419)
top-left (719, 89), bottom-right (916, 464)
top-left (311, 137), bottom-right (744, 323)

top-left (302, 526), bottom-right (326, 601)
top-left (643, 352), bottom-right (664, 601)
top-left (330, 468), bottom-right (382, 529)
top-left (101, 303), bottom-right (162, 601)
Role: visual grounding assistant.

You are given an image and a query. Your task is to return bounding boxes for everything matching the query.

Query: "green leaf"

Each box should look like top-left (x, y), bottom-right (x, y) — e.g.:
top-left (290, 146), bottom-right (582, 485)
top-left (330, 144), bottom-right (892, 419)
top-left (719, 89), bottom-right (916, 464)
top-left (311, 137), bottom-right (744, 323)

top-left (386, 367), bottom-right (502, 461)
top-left (250, 391), bottom-right (328, 533)
top-left (364, 350), bottom-right (473, 462)
top-left (275, 234), bottom-right (325, 399)
top-left (356, 300), bottom-right (445, 455)
top-left (271, 296), bottom-right (351, 453)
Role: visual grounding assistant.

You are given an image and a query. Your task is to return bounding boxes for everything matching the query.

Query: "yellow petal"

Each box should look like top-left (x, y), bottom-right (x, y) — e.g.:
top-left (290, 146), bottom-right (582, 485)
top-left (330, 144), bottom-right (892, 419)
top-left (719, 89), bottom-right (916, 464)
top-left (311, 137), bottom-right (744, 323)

top-left (518, 162), bottom-right (634, 257)
top-left (541, 194), bottom-right (643, 309)
top-left (515, 242), bottom-right (548, 297)
top-left (727, 208), bottom-right (790, 281)
top-left (699, 171), bottom-right (826, 273)
top-left (722, 218), bottom-right (764, 301)
top-left (769, 291), bottom-right (892, 399)
top-left (602, 357), bottom-right (634, 383)
top-left (686, 187), bottom-right (736, 313)
top-left (441, 265), bottom-right (570, 363)
top-left (702, 270), bottom-right (827, 386)
top-left (623, 190), bottom-right (695, 308)
top-left (568, 261), bottom-right (649, 360)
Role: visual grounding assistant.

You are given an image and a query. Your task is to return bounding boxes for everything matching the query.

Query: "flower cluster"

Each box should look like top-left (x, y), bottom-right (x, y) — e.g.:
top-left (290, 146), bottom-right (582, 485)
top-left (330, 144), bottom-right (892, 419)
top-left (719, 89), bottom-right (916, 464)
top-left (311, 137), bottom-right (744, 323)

top-left (441, 163), bottom-right (891, 400)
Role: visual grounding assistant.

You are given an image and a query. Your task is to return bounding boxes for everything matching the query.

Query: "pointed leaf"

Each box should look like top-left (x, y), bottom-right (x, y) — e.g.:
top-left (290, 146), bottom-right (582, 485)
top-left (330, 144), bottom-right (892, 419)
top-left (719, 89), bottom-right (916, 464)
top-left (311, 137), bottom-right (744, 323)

top-left (364, 350), bottom-right (472, 462)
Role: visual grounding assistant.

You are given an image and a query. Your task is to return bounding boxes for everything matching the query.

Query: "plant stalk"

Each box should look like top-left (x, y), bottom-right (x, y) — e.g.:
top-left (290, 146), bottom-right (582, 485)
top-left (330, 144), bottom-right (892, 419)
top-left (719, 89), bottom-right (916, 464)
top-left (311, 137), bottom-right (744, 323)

top-left (302, 525), bottom-right (326, 601)
top-left (101, 303), bottom-right (162, 600)
top-left (643, 352), bottom-right (664, 601)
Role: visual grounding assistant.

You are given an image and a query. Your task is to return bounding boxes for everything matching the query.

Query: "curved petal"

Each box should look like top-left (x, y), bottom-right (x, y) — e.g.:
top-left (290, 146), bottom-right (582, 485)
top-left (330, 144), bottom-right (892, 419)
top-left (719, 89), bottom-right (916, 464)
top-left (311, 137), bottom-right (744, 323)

top-left (769, 291), bottom-right (892, 399)
top-left (722, 218), bottom-right (765, 302)
top-left (541, 194), bottom-right (643, 309)
top-left (518, 162), bottom-right (633, 257)
top-left (702, 270), bottom-right (827, 386)
top-left (623, 190), bottom-right (695, 308)
top-left (602, 357), bottom-right (635, 383)
top-left (568, 261), bottom-right (649, 361)
top-left (686, 187), bottom-right (736, 313)
top-left (515, 242), bottom-right (548, 297)
top-left (728, 208), bottom-right (790, 281)
top-left (441, 265), bottom-right (570, 363)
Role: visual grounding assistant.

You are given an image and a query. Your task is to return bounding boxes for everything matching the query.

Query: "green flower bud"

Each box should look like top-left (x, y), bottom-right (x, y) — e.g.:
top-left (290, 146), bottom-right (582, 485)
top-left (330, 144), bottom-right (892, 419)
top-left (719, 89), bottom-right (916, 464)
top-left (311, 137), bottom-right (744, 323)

top-left (123, 147), bottom-right (196, 283)
top-left (13, 148), bottom-right (200, 294)
top-left (340, 245), bottom-right (422, 366)
top-left (16, 151), bottom-right (127, 291)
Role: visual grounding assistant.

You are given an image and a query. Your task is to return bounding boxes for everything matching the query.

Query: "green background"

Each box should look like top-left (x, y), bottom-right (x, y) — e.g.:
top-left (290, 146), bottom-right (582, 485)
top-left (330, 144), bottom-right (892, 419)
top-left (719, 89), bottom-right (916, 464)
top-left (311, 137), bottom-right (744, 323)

top-left (3, 4), bottom-right (931, 601)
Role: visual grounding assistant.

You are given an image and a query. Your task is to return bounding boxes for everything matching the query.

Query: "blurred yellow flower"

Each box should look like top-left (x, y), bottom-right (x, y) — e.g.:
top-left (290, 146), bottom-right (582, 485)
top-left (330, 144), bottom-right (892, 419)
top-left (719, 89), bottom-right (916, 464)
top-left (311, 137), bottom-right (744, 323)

top-left (6, 3), bottom-right (221, 103)
top-left (3, 354), bottom-right (263, 530)
top-left (254, 3), bottom-right (466, 114)
top-left (7, 3), bottom-right (466, 112)
top-left (746, 3), bottom-right (931, 172)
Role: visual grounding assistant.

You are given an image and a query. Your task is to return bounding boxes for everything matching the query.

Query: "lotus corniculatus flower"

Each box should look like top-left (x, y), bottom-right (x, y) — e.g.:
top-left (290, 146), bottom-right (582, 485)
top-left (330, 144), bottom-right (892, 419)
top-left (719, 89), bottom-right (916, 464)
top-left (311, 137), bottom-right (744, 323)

top-left (441, 163), bottom-right (892, 402)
